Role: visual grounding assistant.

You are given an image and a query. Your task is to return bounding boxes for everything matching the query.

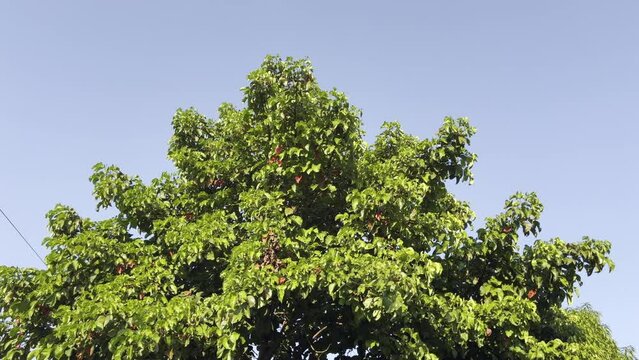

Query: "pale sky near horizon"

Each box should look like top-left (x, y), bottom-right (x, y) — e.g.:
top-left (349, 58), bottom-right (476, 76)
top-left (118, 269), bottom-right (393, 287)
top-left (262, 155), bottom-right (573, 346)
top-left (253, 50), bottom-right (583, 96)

top-left (1, 1), bottom-right (637, 350)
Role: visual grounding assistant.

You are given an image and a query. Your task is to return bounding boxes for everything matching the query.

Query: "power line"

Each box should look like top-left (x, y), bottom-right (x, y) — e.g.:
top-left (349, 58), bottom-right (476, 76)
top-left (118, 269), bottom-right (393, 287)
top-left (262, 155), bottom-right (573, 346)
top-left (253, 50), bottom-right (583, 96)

top-left (0, 207), bottom-right (46, 266)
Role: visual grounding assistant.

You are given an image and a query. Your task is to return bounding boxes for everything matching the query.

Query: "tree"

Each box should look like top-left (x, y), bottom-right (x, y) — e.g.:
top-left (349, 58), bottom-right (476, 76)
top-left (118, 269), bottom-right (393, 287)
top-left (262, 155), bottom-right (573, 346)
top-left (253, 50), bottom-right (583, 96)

top-left (0, 55), bottom-right (634, 359)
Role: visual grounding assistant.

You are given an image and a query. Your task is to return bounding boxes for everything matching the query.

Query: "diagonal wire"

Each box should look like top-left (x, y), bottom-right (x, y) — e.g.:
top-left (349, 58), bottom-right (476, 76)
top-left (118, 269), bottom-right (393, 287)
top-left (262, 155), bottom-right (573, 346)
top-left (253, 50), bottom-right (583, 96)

top-left (0, 207), bottom-right (46, 266)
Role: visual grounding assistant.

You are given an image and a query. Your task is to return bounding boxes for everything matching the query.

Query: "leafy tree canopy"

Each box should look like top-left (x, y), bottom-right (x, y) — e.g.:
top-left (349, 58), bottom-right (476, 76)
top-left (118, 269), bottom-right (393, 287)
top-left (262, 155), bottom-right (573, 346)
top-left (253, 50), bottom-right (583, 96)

top-left (1, 56), bottom-right (634, 359)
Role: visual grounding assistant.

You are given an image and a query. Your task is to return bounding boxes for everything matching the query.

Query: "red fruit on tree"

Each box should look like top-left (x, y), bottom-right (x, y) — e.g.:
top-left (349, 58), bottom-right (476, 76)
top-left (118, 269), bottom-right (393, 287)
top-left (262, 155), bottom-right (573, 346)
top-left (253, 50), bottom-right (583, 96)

top-left (278, 276), bottom-right (287, 285)
top-left (295, 175), bottom-right (303, 184)
top-left (527, 289), bottom-right (537, 299)
top-left (37, 304), bottom-right (51, 317)
top-left (115, 264), bottom-right (125, 275)
top-left (375, 211), bottom-right (383, 221)
top-left (275, 145), bottom-right (283, 155)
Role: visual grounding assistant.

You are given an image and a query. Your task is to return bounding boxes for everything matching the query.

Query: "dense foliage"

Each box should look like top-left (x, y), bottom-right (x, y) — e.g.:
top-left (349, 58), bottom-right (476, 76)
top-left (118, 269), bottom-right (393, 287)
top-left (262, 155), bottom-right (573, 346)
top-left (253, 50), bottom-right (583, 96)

top-left (1, 56), bottom-right (634, 359)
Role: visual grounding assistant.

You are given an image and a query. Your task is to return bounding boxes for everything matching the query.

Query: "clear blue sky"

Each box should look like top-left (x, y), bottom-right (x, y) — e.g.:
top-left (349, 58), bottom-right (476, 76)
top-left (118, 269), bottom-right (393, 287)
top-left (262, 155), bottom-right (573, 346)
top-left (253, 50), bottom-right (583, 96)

top-left (1, 1), bottom-right (637, 350)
